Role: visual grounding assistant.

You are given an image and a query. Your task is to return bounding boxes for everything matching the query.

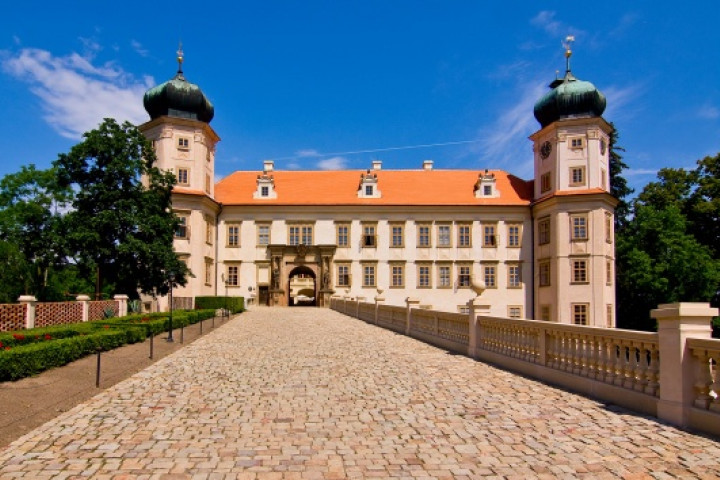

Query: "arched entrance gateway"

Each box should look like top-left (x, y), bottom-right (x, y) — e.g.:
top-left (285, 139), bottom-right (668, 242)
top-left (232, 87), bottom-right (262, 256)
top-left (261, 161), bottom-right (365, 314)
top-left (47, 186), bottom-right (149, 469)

top-left (267, 243), bottom-right (336, 307)
top-left (288, 266), bottom-right (316, 306)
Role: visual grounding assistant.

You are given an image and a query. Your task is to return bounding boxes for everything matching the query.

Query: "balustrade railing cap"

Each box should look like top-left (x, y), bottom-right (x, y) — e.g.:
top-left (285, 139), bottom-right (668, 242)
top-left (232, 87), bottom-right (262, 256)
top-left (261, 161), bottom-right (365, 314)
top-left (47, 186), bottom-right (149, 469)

top-left (76, 295), bottom-right (91, 301)
top-left (17, 295), bottom-right (37, 303)
top-left (651, 302), bottom-right (718, 320)
top-left (113, 294), bottom-right (129, 300)
top-left (406, 297), bottom-right (421, 304)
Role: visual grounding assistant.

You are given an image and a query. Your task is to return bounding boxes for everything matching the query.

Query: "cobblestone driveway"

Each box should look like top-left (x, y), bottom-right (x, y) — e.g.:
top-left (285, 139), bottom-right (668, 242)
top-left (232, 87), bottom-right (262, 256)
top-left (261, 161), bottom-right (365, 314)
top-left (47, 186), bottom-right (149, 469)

top-left (1, 307), bottom-right (719, 479)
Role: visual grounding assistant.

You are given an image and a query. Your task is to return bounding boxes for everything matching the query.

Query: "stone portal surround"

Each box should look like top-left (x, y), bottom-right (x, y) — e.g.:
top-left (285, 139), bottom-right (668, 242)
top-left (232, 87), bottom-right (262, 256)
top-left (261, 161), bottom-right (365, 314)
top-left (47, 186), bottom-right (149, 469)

top-left (0, 307), bottom-right (719, 478)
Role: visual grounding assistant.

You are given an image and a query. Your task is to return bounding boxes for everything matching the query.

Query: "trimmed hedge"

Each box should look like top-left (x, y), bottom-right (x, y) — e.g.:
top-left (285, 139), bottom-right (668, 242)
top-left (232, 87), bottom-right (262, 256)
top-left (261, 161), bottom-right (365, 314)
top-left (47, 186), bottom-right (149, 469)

top-left (0, 309), bottom-right (218, 381)
top-left (195, 296), bottom-right (244, 313)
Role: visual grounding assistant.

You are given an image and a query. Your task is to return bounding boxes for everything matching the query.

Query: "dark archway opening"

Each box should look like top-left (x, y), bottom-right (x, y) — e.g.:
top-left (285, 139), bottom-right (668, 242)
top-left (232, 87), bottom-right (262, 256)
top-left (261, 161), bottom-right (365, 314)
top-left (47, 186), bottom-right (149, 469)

top-left (288, 265), bottom-right (316, 307)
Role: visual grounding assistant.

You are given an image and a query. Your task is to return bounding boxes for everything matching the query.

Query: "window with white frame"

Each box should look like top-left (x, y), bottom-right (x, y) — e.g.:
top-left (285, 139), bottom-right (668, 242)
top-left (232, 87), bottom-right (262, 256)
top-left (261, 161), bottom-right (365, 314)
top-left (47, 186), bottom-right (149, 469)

top-left (438, 264), bottom-right (451, 288)
top-left (227, 224), bottom-right (240, 247)
top-left (417, 264), bottom-right (431, 288)
top-left (437, 224), bottom-right (451, 247)
top-left (507, 264), bottom-right (521, 288)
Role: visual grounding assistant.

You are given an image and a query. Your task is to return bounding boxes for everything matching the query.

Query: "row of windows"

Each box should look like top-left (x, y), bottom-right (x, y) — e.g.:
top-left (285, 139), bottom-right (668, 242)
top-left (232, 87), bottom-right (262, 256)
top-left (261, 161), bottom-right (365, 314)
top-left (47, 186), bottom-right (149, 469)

top-left (536, 212), bottom-right (613, 245)
top-left (179, 221), bottom-right (525, 247)
top-left (538, 258), bottom-right (613, 286)
top-left (538, 167), bottom-right (609, 194)
top-left (335, 263), bottom-right (523, 289)
top-left (538, 303), bottom-right (613, 326)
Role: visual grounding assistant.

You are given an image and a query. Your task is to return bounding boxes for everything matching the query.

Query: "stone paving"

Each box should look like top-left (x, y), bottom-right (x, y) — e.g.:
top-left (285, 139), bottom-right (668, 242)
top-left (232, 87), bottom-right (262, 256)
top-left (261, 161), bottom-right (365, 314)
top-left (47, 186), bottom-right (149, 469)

top-left (1, 307), bottom-right (719, 479)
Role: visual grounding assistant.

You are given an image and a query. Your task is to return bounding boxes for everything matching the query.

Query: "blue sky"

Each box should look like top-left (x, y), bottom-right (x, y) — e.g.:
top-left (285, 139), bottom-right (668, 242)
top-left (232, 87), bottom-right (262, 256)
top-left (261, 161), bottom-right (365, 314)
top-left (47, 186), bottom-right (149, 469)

top-left (1, 2), bottom-right (718, 194)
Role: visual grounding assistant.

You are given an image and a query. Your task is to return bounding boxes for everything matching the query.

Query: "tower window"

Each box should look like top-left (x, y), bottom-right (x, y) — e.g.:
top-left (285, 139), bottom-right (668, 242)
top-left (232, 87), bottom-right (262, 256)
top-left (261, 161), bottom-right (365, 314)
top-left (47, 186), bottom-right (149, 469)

top-left (177, 137), bottom-right (190, 150)
top-left (571, 259), bottom-right (588, 284)
top-left (176, 168), bottom-right (189, 186)
top-left (538, 217), bottom-right (551, 245)
top-left (570, 214), bottom-right (588, 241)
top-left (569, 166), bottom-right (586, 186)
top-left (540, 172), bottom-right (552, 193)
top-left (539, 261), bottom-right (551, 287)
top-left (569, 137), bottom-right (584, 149)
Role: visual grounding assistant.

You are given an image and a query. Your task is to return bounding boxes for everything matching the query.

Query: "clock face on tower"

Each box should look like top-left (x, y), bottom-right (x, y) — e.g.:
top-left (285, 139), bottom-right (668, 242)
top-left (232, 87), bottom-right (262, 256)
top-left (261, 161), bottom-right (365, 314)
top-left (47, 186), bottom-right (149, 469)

top-left (540, 141), bottom-right (552, 160)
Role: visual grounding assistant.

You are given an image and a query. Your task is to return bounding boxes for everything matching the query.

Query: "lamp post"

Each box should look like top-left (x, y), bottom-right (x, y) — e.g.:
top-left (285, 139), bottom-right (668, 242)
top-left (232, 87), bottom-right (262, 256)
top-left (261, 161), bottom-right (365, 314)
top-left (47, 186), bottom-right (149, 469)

top-left (167, 271), bottom-right (175, 342)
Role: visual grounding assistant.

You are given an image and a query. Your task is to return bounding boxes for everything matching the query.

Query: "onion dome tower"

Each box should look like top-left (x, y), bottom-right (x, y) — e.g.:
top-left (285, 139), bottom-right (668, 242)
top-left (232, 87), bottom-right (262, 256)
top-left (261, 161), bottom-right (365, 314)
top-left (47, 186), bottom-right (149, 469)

top-left (138, 44), bottom-right (221, 305)
top-left (529, 36), bottom-right (617, 328)
top-left (143, 46), bottom-right (215, 123)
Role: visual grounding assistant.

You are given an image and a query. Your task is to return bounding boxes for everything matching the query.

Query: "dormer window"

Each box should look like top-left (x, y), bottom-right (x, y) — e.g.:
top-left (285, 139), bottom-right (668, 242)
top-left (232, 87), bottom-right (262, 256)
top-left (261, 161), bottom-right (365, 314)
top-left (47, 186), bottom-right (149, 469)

top-left (254, 172), bottom-right (277, 199)
top-left (474, 170), bottom-right (499, 198)
top-left (177, 137), bottom-right (190, 150)
top-left (358, 171), bottom-right (381, 198)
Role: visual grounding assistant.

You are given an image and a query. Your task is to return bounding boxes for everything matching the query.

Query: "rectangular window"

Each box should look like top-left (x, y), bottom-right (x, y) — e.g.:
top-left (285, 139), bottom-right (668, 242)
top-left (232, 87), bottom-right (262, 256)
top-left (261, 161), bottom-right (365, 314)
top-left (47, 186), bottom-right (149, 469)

top-left (601, 168), bottom-right (608, 190)
top-left (605, 213), bottom-right (613, 243)
top-left (336, 264), bottom-right (350, 287)
top-left (437, 225), bottom-right (451, 247)
top-left (438, 265), bottom-right (451, 288)
top-left (391, 224), bottom-right (404, 248)
top-left (538, 217), bottom-right (550, 245)
top-left (483, 265), bottom-right (496, 288)
top-left (175, 214), bottom-right (189, 239)
top-left (363, 264), bottom-right (376, 287)
top-left (572, 303), bottom-right (589, 325)
top-left (569, 166), bottom-right (586, 186)
top-left (458, 305), bottom-right (470, 315)
top-left (570, 137), bottom-right (584, 149)
top-left (508, 306), bottom-right (522, 319)
top-left (177, 137), bottom-right (190, 150)
top-left (365, 185), bottom-right (373, 196)
top-left (507, 224), bottom-right (521, 247)
top-left (483, 224), bottom-right (497, 247)
top-left (205, 260), bottom-right (213, 286)
top-left (539, 261), bottom-right (551, 287)
top-left (227, 224), bottom-right (240, 247)
top-left (458, 265), bottom-right (471, 288)
top-left (483, 185), bottom-right (493, 196)
top-left (507, 264), bottom-right (521, 288)
top-left (417, 224), bottom-right (431, 247)
top-left (572, 259), bottom-right (588, 283)
top-left (540, 305), bottom-right (551, 322)
top-left (606, 259), bottom-right (613, 285)
top-left (606, 304), bottom-right (614, 327)
top-left (457, 224), bottom-right (471, 247)
top-left (257, 224), bottom-right (270, 246)
top-left (336, 224), bottom-right (349, 247)
top-left (541, 172), bottom-right (552, 193)
top-left (176, 168), bottom-right (189, 186)
top-left (288, 224), bottom-right (313, 245)
top-left (226, 265), bottom-right (239, 286)
top-left (391, 264), bottom-right (404, 288)
top-left (362, 224), bottom-right (377, 247)
top-left (571, 214), bottom-right (588, 241)
top-left (417, 265), bottom-right (431, 288)
top-left (261, 185), bottom-right (269, 197)
top-left (205, 217), bottom-right (213, 245)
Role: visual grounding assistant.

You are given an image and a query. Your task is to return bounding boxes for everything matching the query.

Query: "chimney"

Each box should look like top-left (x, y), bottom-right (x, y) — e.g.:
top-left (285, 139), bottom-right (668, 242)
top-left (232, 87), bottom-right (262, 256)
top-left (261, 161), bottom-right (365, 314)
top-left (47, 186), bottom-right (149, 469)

top-left (263, 160), bottom-right (274, 172)
top-left (423, 160), bottom-right (434, 170)
top-left (372, 160), bottom-right (382, 170)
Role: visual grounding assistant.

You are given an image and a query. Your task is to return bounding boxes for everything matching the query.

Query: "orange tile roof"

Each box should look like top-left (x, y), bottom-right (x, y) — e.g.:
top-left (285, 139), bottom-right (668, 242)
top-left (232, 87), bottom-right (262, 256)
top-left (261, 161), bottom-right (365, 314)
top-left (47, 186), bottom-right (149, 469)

top-left (214, 169), bottom-right (532, 206)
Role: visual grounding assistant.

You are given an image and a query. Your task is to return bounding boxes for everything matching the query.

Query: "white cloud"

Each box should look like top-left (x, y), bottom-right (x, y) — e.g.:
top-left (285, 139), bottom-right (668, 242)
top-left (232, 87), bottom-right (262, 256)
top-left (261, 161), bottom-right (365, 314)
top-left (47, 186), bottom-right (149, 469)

top-left (531, 11), bottom-right (563, 36)
top-left (624, 168), bottom-right (659, 177)
top-left (470, 79), bottom-right (546, 178)
top-left (602, 83), bottom-right (644, 122)
top-left (131, 40), bottom-right (149, 58)
top-left (295, 149), bottom-right (320, 158)
top-left (698, 104), bottom-right (719, 120)
top-left (3, 48), bottom-right (153, 139)
top-left (317, 156), bottom-right (347, 170)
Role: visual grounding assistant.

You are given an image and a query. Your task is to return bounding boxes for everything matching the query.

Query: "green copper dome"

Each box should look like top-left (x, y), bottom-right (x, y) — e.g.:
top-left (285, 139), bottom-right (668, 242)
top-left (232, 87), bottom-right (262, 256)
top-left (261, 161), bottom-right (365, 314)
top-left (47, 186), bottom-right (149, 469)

top-left (533, 71), bottom-right (606, 128)
top-left (143, 71), bottom-right (215, 123)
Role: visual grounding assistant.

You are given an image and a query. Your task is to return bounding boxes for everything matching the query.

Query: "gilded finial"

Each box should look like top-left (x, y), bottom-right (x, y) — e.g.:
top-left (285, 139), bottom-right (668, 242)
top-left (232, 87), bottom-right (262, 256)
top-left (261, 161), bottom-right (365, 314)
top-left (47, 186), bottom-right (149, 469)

top-left (176, 41), bottom-right (184, 74)
top-left (562, 35), bottom-right (575, 73)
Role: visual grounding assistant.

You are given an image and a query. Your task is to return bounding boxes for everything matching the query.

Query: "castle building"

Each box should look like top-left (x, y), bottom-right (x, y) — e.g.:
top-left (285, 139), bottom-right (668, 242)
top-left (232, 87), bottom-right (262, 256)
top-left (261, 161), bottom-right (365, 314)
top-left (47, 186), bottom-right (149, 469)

top-left (139, 46), bottom-right (617, 326)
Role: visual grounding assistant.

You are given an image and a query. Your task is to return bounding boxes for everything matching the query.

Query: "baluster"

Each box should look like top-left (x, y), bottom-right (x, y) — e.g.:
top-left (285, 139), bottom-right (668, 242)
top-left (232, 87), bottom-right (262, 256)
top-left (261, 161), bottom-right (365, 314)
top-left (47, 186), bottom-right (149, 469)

top-left (623, 343), bottom-right (638, 389)
top-left (693, 348), bottom-right (713, 409)
top-left (645, 345), bottom-right (660, 397)
top-left (708, 354), bottom-right (720, 412)
top-left (596, 337), bottom-right (609, 382)
top-left (579, 335), bottom-right (590, 377)
top-left (634, 343), bottom-right (649, 392)
top-left (613, 342), bottom-right (626, 386)
top-left (585, 335), bottom-right (597, 378)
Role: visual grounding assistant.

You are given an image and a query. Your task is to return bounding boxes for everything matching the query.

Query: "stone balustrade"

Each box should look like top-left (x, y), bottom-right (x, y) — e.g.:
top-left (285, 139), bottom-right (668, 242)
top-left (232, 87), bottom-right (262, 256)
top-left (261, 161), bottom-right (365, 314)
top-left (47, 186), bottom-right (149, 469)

top-left (330, 296), bottom-right (720, 437)
top-left (0, 295), bottom-right (129, 331)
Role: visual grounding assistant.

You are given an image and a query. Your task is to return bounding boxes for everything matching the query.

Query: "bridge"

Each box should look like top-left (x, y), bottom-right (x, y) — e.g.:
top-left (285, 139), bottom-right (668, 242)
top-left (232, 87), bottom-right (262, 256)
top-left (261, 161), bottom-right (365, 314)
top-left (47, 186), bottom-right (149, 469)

top-left (0, 307), bottom-right (718, 478)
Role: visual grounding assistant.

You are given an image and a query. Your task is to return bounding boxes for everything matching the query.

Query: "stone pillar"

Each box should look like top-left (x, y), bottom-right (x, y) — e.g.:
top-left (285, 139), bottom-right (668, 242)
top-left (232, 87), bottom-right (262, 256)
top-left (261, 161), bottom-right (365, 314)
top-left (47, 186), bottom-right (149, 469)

top-left (77, 295), bottom-right (91, 322)
top-left (114, 294), bottom-right (129, 317)
top-left (18, 295), bottom-right (37, 329)
top-left (405, 297), bottom-right (420, 335)
top-left (467, 297), bottom-right (491, 358)
top-left (356, 296), bottom-right (366, 319)
top-left (652, 303), bottom-right (717, 428)
top-left (374, 291), bottom-right (385, 325)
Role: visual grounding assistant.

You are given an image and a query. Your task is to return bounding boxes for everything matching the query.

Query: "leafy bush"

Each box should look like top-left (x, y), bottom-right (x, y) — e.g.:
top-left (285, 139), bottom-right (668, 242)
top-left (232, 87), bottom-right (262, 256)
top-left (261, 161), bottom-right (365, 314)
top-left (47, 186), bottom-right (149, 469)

top-left (0, 308), bottom-right (218, 381)
top-left (195, 296), bottom-right (244, 313)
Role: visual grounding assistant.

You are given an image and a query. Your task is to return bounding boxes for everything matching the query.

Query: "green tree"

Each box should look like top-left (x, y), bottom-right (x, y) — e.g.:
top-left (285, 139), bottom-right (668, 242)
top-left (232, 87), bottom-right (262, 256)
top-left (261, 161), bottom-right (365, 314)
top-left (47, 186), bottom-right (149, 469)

top-left (608, 123), bottom-right (633, 229)
top-left (616, 203), bottom-right (720, 331)
top-left (688, 153), bottom-right (720, 257)
top-left (54, 118), bottom-right (189, 299)
top-left (0, 165), bottom-right (70, 299)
